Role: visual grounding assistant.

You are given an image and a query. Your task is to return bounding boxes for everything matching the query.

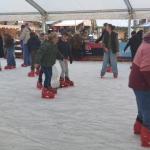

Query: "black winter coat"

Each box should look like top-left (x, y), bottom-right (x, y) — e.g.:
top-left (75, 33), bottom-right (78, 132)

top-left (57, 38), bottom-right (73, 64)
top-left (0, 36), bottom-right (4, 58)
top-left (27, 36), bottom-right (41, 52)
top-left (124, 35), bottom-right (141, 53)
top-left (95, 29), bottom-right (107, 43)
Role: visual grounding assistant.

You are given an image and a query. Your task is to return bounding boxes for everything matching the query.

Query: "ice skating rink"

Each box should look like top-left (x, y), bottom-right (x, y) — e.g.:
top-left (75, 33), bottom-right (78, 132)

top-left (0, 59), bottom-right (149, 150)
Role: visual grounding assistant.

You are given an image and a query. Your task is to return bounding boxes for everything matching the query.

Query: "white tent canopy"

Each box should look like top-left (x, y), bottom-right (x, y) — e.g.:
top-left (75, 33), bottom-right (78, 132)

top-left (0, 0), bottom-right (150, 21)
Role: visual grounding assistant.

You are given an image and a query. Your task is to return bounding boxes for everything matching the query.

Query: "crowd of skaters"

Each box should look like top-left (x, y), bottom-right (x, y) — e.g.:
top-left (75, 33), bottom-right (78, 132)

top-left (1, 21), bottom-right (150, 147)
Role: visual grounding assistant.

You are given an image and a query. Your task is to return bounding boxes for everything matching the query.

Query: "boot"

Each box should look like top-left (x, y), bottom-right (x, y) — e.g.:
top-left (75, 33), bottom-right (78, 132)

top-left (59, 77), bottom-right (68, 88)
top-left (113, 74), bottom-right (118, 78)
top-left (28, 70), bottom-right (34, 77)
top-left (13, 66), bottom-right (16, 69)
top-left (35, 68), bottom-right (40, 75)
top-left (37, 81), bottom-right (43, 89)
top-left (48, 86), bottom-right (57, 94)
top-left (4, 66), bottom-right (13, 69)
top-left (134, 120), bottom-right (142, 134)
top-left (100, 74), bottom-right (105, 78)
top-left (21, 63), bottom-right (27, 67)
top-left (41, 87), bottom-right (55, 98)
top-left (141, 126), bottom-right (150, 147)
top-left (65, 77), bottom-right (74, 86)
top-left (106, 66), bottom-right (112, 72)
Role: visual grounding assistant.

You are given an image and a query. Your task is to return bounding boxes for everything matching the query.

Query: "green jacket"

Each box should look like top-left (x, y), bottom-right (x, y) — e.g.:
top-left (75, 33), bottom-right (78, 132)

top-left (35, 40), bottom-right (64, 67)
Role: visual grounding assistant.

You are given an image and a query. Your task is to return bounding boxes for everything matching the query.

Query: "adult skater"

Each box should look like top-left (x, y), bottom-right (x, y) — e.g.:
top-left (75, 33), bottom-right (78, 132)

top-left (100, 24), bottom-right (119, 78)
top-left (129, 31), bottom-right (150, 147)
top-left (27, 32), bottom-right (41, 77)
top-left (34, 32), bottom-right (66, 98)
top-left (124, 31), bottom-right (141, 69)
top-left (137, 30), bottom-right (143, 44)
top-left (57, 31), bottom-right (74, 87)
top-left (0, 33), bottom-right (4, 71)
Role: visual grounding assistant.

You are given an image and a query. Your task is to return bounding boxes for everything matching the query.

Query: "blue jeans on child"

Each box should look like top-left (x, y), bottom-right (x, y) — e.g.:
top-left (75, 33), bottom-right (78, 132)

top-left (101, 49), bottom-right (118, 74)
top-left (41, 67), bottom-right (52, 88)
top-left (7, 46), bottom-right (16, 66)
top-left (133, 89), bottom-right (150, 130)
top-left (23, 44), bottom-right (30, 66)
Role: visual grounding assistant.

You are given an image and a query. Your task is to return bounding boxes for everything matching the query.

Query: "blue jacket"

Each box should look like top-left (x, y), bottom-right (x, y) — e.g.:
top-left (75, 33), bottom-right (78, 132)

top-left (27, 36), bottom-right (41, 52)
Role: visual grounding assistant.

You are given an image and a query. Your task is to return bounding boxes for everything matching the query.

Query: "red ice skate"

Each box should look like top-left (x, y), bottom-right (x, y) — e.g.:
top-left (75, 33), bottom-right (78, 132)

top-left (65, 77), bottom-right (74, 86)
top-left (35, 68), bottom-right (40, 75)
top-left (134, 120), bottom-right (142, 134)
top-left (28, 70), bottom-right (34, 77)
top-left (59, 77), bottom-right (69, 88)
top-left (106, 66), bottom-right (112, 72)
top-left (48, 86), bottom-right (57, 94)
top-left (4, 66), bottom-right (13, 69)
top-left (41, 87), bottom-right (55, 98)
top-left (100, 74), bottom-right (104, 78)
top-left (21, 63), bottom-right (27, 67)
top-left (113, 74), bottom-right (118, 78)
top-left (141, 126), bottom-right (150, 147)
top-left (36, 81), bottom-right (43, 89)
top-left (12, 66), bottom-right (16, 68)
top-left (0, 68), bottom-right (2, 71)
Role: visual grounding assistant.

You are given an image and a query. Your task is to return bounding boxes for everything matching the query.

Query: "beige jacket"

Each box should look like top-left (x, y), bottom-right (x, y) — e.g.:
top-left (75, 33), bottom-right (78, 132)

top-left (19, 27), bottom-right (30, 44)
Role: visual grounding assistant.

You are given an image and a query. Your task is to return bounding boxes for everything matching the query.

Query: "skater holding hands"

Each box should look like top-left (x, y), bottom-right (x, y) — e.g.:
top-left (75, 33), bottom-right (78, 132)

top-left (35, 32), bottom-right (66, 98)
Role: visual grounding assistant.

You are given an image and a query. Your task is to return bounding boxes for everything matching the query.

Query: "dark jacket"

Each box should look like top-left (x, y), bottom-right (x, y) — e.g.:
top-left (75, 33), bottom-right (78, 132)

top-left (27, 36), bottom-right (41, 52)
top-left (95, 29), bottom-right (107, 43)
top-left (57, 38), bottom-right (72, 64)
top-left (124, 35), bottom-right (141, 53)
top-left (35, 40), bottom-right (65, 67)
top-left (71, 34), bottom-right (82, 49)
top-left (137, 30), bottom-right (143, 44)
top-left (4, 36), bottom-right (14, 48)
top-left (0, 36), bottom-right (4, 58)
top-left (102, 31), bottom-right (119, 53)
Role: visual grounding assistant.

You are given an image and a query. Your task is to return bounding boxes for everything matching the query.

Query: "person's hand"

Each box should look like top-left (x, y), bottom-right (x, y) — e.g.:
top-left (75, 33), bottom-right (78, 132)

top-left (124, 49), bottom-right (126, 52)
top-left (104, 48), bottom-right (108, 53)
top-left (63, 59), bottom-right (67, 63)
top-left (34, 64), bottom-right (39, 68)
top-left (116, 52), bottom-right (119, 57)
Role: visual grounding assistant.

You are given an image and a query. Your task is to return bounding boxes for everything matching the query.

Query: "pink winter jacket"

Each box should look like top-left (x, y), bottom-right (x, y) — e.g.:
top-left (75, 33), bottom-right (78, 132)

top-left (129, 41), bottom-right (150, 90)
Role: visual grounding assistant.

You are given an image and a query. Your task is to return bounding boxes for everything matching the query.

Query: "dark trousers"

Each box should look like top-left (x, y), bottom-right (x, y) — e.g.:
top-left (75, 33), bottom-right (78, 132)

top-left (41, 67), bottom-right (52, 88)
top-left (38, 69), bottom-right (43, 83)
top-left (81, 42), bottom-right (86, 57)
top-left (31, 50), bottom-right (38, 70)
top-left (74, 48), bottom-right (81, 60)
top-left (7, 46), bottom-right (16, 66)
top-left (131, 51), bottom-right (136, 61)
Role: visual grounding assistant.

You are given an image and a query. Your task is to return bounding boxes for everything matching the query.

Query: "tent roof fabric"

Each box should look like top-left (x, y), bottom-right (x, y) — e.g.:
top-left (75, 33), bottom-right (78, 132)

top-left (0, 0), bottom-right (150, 21)
top-left (96, 20), bottom-right (134, 27)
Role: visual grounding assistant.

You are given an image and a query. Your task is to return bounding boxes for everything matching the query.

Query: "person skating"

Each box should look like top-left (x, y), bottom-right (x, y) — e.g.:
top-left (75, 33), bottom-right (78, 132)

top-left (27, 32), bottom-right (41, 77)
top-left (124, 31), bottom-right (141, 69)
top-left (129, 31), bottom-right (150, 147)
top-left (34, 32), bottom-right (66, 98)
top-left (19, 23), bottom-right (31, 67)
top-left (57, 31), bottom-right (74, 87)
top-left (0, 34), bottom-right (4, 71)
top-left (100, 24), bottom-right (119, 78)
top-left (4, 34), bottom-right (16, 69)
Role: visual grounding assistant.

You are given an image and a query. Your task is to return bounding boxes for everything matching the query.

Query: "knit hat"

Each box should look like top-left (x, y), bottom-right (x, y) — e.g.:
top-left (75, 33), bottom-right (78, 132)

top-left (25, 22), bottom-right (29, 26)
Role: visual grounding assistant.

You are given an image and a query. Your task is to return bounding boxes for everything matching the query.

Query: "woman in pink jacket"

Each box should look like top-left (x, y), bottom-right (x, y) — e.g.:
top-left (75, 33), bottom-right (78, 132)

top-left (129, 31), bottom-right (150, 147)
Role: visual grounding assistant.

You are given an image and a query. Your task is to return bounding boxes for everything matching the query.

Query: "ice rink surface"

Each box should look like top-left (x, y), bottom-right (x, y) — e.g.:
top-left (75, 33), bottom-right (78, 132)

top-left (0, 59), bottom-right (149, 150)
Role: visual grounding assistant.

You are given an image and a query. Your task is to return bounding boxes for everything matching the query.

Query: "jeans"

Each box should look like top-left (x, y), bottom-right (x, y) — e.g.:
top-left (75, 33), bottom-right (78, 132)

top-left (59, 60), bottom-right (69, 78)
top-left (133, 89), bottom-right (150, 130)
top-left (31, 50), bottom-right (38, 70)
top-left (38, 69), bottom-right (43, 83)
top-left (6, 46), bottom-right (16, 66)
top-left (23, 44), bottom-right (30, 66)
top-left (101, 49), bottom-right (118, 74)
top-left (41, 67), bottom-right (52, 88)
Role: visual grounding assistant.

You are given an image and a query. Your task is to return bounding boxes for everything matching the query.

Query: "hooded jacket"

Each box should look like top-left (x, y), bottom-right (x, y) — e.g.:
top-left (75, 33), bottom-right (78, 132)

top-left (27, 36), bottom-right (41, 52)
top-left (19, 27), bottom-right (31, 44)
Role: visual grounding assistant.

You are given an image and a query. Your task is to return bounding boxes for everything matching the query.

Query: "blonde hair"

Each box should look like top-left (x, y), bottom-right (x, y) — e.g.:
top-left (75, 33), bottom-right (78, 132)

top-left (48, 32), bottom-right (58, 41)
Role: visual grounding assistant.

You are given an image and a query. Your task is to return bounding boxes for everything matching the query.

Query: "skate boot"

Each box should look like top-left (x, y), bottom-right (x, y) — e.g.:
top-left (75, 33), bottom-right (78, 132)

top-left (4, 66), bottom-right (13, 69)
top-left (134, 120), bottom-right (142, 134)
top-left (21, 63), bottom-right (27, 67)
top-left (65, 77), bottom-right (74, 86)
top-left (12, 66), bottom-right (16, 69)
top-left (35, 68), bottom-right (40, 75)
top-left (37, 81), bottom-right (43, 89)
top-left (141, 126), bottom-right (150, 147)
top-left (48, 86), bottom-right (57, 94)
top-left (41, 87), bottom-right (55, 98)
top-left (100, 74), bottom-right (105, 78)
top-left (113, 74), bottom-right (118, 78)
top-left (59, 77), bottom-right (69, 88)
top-left (28, 70), bottom-right (34, 77)
top-left (106, 66), bottom-right (112, 72)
